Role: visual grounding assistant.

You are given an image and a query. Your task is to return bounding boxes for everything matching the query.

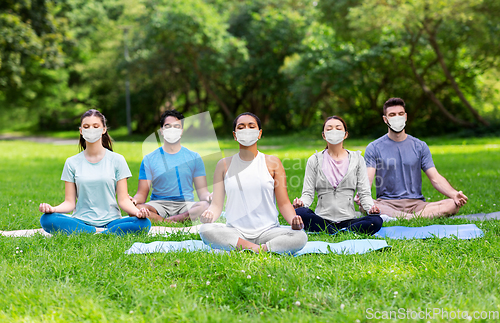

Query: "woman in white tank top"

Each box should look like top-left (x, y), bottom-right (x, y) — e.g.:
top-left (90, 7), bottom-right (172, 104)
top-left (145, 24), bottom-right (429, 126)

top-left (199, 113), bottom-right (307, 254)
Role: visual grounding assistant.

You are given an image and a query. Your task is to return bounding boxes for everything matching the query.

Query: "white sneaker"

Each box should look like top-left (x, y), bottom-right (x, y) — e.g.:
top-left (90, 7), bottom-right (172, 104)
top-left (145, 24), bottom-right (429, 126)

top-left (380, 214), bottom-right (397, 222)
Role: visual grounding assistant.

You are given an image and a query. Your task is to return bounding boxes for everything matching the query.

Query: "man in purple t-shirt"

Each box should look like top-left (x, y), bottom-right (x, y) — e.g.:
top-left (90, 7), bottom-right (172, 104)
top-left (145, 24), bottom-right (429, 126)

top-left (360, 98), bottom-right (468, 219)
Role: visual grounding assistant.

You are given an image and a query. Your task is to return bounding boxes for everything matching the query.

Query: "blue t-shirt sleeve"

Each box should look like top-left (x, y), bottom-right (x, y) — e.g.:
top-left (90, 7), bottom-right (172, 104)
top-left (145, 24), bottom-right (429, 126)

top-left (364, 143), bottom-right (377, 168)
top-left (420, 142), bottom-right (435, 172)
top-left (139, 156), bottom-right (154, 180)
top-left (115, 154), bottom-right (132, 181)
top-left (61, 158), bottom-right (75, 183)
top-left (193, 154), bottom-right (206, 177)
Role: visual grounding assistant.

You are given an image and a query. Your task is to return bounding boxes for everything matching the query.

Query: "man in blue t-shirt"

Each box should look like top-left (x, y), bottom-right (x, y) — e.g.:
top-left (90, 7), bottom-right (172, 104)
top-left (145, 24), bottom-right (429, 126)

top-left (359, 98), bottom-right (468, 219)
top-left (131, 110), bottom-right (212, 223)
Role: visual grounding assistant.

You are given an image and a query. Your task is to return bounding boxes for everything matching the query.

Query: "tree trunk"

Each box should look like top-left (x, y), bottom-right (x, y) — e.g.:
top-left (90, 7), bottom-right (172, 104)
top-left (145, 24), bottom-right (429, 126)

top-left (191, 59), bottom-right (233, 120)
top-left (409, 56), bottom-right (473, 127)
top-left (426, 30), bottom-right (490, 126)
top-left (407, 31), bottom-right (473, 127)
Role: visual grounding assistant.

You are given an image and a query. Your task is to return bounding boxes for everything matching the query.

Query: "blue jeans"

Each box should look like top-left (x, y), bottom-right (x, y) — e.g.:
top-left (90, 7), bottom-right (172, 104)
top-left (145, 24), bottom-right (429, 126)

top-left (295, 207), bottom-right (382, 235)
top-left (40, 213), bottom-right (151, 236)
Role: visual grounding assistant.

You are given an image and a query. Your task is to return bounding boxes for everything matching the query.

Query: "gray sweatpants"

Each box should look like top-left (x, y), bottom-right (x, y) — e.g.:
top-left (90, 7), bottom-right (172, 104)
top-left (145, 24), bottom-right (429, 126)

top-left (199, 223), bottom-right (308, 254)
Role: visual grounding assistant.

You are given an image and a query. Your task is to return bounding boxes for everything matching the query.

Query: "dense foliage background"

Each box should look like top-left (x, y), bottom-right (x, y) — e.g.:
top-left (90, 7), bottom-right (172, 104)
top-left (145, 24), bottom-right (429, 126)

top-left (1, 0), bottom-right (499, 137)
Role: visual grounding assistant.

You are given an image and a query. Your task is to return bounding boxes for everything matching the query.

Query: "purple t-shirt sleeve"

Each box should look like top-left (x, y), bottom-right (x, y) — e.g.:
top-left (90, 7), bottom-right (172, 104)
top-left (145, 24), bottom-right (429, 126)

top-left (364, 143), bottom-right (377, 168)
top-left (420, 142), bottom-right (435, 172)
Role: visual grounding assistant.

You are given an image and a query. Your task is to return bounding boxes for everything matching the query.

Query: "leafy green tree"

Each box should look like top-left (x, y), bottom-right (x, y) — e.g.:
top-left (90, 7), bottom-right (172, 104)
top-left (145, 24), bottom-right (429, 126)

top-left (320, 0), bottom-right (500, 128)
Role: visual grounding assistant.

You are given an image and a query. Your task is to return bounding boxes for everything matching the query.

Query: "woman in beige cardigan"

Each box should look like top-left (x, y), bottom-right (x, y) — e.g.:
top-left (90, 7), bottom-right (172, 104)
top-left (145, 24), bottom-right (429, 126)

top-left (293, 116), bottom-right (383, 235)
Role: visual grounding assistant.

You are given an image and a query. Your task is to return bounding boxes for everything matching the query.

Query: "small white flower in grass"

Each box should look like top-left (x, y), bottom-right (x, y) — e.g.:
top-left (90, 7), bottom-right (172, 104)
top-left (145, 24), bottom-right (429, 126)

top-left (356, 320), bottom-right (360, 323)
top-left (260, 312), bottom-right (264, 315)
top-left (206, 281), bottom-right (210, 286)
top-left (316, 276), bottom-right (320, 279)
top-left (170, 284), bottom-right (177, 288)
top-left (16, 251), bottom-right (18, 254)
top-left (20, 250), bottom-right (23, 253)
top-left (263, 257), bottom-right (267, 260)
top-left (241, 270), bottom-right (245, 273)
top-left (367, 271), bottom-right (371, 274)
top-left (340, 304), bottom-right (345, 310)
top-left (281, 288), bottom-right (286, 291)
top-left (29, 200), bottom-right (31, 202)
top-left (494, 204), bottom-right (497, 206)
top-left (247, 275), bottom-right (251, 279)
top-left (16, 247), bottom-right (19, 249)
top-left (9, 204), bottom-right (11, 206)
top-left (390, 270), bottom-right (394, 273)
top-left (295, 301), bottom-right (301, 306)
top-left (268, 274), bottom-right (271, 277)
top-left (394, 291), bottom-right (398, 295)
top-left (129, 311), bottom-right (134, 314)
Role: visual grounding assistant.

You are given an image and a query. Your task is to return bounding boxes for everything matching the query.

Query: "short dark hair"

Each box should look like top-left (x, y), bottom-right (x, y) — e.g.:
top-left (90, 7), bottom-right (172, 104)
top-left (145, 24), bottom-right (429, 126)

top-left (160, 110), bottom-right (185, 127)
top-left (383, 98), bottom-right (406, 115)
top-left (233, 112), bottom-right (262, 131)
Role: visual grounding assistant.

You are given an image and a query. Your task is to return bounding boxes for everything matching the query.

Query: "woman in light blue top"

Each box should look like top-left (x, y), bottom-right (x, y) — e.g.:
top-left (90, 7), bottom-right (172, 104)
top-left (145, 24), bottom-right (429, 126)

top-left (39, 109), bottom-right (151, 235)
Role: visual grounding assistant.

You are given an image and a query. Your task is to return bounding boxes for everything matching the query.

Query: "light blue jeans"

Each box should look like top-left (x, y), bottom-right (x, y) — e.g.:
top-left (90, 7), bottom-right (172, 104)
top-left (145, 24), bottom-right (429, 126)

top-left (40, 213), bottom-right (151, 236)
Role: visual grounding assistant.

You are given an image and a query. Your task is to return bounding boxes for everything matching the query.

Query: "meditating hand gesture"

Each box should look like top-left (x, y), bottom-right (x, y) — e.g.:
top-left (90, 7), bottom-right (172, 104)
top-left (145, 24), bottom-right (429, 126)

top-left (453, 191), bottom-right (468, 207)
top-left (368, 204), bottom-right (380, 215)
top-left (135, 207), bottom-right (150, 219)
top-left (200, 209), bottom-right (216, 223)
top-left (39, 203), bottom-right (55, 214)
top-left (291, 215), bottom-right (304, 230)
top-left (292, 198), bottom-right (304, 209)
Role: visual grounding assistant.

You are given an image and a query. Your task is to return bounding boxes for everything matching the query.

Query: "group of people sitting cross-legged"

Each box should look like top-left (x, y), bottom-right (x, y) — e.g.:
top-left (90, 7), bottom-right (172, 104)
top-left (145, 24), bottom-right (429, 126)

top-left (39, 97), bottom-right (469, 254)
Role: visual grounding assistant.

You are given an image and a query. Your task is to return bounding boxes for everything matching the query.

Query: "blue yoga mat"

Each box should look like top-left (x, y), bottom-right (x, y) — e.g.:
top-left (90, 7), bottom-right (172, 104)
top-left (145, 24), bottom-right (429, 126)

top-left (294, 239), bottom-right (390, 256)
top-left (125, 239), bottom-right (390, 256)
top-left (374, 224), bottom-right (483, 239)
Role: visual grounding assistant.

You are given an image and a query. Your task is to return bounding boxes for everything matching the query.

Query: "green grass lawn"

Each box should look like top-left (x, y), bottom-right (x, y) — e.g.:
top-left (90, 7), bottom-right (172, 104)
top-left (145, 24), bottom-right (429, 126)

top-left (1, 136), bottom-right (499, 322)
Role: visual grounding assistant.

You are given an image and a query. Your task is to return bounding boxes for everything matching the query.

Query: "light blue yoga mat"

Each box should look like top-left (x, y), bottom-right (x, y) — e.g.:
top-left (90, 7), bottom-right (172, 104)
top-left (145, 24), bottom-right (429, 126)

top-left (294, 239), bottom-right (390, 256)
top-left (125, 239), bottom-right (390, 256)
top-left (374, 224), bottom-right (483, 239)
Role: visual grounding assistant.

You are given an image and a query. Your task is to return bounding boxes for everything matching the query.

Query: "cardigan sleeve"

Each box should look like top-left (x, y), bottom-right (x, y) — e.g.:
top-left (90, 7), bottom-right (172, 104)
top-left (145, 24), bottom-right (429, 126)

top-left (299, 154), bottom-right (318, 208)
top-left (356, 153), bottom-right (375, 212)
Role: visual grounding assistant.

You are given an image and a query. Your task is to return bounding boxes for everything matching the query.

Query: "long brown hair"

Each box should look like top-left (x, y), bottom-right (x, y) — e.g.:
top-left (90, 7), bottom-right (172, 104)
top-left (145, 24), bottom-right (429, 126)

top-left (78, 109), bottom-right (113, 151)
top-left (322, 116), bottom-right (348, 149)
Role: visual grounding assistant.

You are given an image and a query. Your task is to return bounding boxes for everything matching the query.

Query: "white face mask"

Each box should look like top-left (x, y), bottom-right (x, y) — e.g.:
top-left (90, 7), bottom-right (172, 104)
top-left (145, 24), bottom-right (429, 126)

top-left (387, 115), bottom-right (406, 133)
top-left (235, 129), bottom-right (260, 146)
top-left (162, 128), bottom-right (183, 144)
top-left (82, 128), bottom-right (103, 143)
top-left (324, 129), bottom-right (346, 145)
